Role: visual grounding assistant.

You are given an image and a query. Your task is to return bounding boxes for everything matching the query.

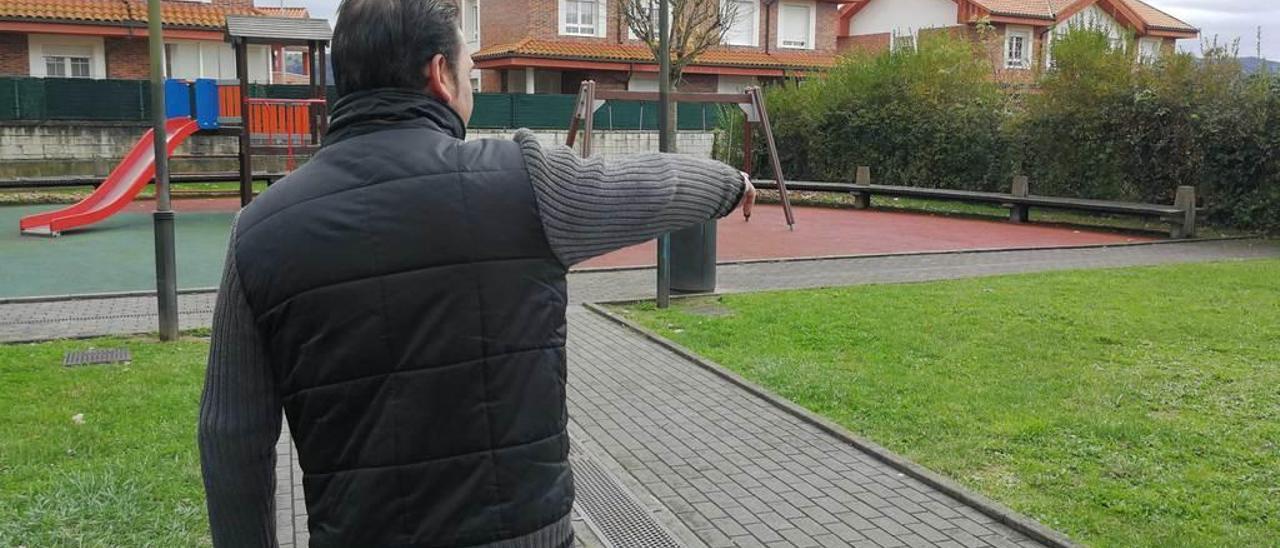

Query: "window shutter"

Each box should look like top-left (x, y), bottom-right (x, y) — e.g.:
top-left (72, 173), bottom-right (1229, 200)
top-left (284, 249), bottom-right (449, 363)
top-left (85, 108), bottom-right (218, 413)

top-left (781, 5), bottom-right (810, 47)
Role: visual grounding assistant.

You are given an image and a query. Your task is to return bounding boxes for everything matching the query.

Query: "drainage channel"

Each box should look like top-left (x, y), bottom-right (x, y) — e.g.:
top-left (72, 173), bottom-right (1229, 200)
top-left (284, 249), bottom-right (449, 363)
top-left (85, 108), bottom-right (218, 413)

top-left (569, 438), bottom-right (685, 548)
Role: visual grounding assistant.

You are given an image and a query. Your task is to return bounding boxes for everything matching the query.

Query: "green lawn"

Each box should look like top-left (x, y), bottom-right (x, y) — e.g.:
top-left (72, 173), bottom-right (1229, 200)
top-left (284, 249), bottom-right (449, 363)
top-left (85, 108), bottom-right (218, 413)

top-left (614, 260), bottom-right (1280, 547)
top-left (0, 336), bottom-right (211, 546)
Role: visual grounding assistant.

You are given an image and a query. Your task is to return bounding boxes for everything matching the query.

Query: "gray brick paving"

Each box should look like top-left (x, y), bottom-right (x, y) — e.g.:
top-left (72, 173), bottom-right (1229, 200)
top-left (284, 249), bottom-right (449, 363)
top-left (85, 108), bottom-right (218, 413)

top-left (565, 306), bottom-right (1036, 547)
top-left (3, 239), bottom-right (1278, 545)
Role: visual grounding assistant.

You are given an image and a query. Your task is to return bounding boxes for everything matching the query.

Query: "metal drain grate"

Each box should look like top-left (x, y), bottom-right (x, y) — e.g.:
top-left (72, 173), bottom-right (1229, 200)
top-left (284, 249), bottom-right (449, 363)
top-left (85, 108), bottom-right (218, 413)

top-left (63, 348), bottom-right (132, 367)
top-left (571, 451), bottom-right (683, 548)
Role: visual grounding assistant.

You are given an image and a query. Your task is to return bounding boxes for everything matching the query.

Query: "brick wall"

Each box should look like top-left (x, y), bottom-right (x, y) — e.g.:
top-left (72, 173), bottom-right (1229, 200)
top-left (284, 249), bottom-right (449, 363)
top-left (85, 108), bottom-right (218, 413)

top-left (564, 69), bottom-right (628, 91)
top-left (480, 70), bottom-right (504, 92)
top-left (0, 33), bottom-right (28, 76)
top-left (679, 73), bottom-right (717, 92)
top-left (838, 33), bottom-right (890, 54)
top-left (481, 0), bottom-right (531, 46)
top-left (105, 37), bottom-right (150, 80)
top-left (988, 24), bottom-right (1042, 86)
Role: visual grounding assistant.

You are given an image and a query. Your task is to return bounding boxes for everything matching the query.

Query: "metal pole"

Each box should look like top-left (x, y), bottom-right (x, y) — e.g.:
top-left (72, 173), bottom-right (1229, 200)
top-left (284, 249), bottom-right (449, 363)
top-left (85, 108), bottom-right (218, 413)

top-left (147, 0), bottom-right (178, 341)
top-left (656, 0), bottom-right (672, 309)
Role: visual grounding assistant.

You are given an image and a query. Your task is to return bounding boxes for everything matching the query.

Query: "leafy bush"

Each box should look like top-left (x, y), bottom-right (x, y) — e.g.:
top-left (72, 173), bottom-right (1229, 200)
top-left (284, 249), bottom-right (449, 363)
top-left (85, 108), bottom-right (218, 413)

top-left (720, 32), bottom-right (1015, 191)
top-left (727, 27), bottom-right (1280, 232)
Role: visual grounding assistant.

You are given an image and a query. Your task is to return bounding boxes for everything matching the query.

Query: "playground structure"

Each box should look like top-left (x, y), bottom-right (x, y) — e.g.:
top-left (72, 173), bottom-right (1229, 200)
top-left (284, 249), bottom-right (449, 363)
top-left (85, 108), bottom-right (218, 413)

top-left (566, 80), bottom-right (796, 228)
top-left (17, 15), bottom-right (331, 236)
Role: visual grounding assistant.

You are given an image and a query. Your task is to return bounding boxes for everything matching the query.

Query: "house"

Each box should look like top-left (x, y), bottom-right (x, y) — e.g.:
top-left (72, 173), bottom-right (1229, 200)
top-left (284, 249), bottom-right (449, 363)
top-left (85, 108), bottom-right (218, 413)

top-left (0, 0), bottom-right (315, 83)
top-left (836, 0), bottom-right (1198, 81)
top-left (464, 0), bottom-right (845, 94)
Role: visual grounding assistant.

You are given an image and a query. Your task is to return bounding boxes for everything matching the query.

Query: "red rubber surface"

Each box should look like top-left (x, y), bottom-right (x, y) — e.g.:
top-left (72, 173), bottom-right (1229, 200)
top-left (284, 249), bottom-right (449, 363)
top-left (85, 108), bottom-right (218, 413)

top-left (119, 199), bottom-right (1154, 269)
top-left (579, 204), bottom-right (1154, 269)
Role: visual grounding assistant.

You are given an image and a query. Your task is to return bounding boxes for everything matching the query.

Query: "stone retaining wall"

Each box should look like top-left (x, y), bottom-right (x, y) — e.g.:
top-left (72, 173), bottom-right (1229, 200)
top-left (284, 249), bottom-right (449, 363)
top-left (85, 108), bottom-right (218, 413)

top-left (0, 122), bottom-right (717, 179)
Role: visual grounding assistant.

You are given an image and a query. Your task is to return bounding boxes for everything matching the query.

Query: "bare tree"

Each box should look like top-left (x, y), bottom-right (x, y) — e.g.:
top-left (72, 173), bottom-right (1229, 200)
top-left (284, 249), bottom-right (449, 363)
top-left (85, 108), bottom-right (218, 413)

top-left (618, 0), bottom-right (739, 150)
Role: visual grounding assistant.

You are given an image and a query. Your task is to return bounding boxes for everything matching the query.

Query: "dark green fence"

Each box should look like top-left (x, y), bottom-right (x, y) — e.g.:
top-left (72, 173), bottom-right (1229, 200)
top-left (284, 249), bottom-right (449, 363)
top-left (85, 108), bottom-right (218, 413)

top-left (0, 78), bottom-right (152, 121)
top-left (0, 78), bottom-right (722, 130)
top-left (469, 93), bottom-right (722, 130)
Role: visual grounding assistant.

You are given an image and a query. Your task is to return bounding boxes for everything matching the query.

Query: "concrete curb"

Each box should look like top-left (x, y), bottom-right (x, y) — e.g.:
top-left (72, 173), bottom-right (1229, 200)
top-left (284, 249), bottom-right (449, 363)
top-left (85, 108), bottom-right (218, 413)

top-left (569, 235), bottom-right (1256, 274)
top-left (583, 301), bottom-right (1080, 548)
top-left (0, 287), bottom-right (217, 306)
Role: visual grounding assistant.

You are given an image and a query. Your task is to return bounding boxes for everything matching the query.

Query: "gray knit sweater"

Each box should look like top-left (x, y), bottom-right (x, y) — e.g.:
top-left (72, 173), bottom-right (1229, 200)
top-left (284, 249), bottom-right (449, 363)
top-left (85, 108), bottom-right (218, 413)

top-left (198, 129), bottom-right (744, 547)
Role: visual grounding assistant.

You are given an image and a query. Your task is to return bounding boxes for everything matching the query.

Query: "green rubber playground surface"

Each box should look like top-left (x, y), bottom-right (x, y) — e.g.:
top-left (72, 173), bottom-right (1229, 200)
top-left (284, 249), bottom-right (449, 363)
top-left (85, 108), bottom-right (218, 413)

top-left (0, 204), bottom-right (234, 298)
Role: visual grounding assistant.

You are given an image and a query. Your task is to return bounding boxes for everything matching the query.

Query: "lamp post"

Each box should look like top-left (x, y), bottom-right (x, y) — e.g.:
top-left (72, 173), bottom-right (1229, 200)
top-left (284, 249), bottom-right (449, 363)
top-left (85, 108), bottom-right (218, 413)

top-left (656, 0), bottom-right (673, 309)
top-left (147, 0), bottom-right (179, 341)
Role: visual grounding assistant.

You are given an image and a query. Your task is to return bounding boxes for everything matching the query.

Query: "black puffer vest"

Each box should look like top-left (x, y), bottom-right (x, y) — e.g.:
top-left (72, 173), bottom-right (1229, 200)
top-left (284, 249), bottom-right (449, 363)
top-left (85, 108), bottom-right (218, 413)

top-left (233, 89), bottom-right (573, 547)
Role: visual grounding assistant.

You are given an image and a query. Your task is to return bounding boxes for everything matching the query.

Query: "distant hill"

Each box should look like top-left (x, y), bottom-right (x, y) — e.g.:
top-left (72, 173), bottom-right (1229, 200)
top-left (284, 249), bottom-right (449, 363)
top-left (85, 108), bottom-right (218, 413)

top-left (1239, 57), bottom-right (1280, 74)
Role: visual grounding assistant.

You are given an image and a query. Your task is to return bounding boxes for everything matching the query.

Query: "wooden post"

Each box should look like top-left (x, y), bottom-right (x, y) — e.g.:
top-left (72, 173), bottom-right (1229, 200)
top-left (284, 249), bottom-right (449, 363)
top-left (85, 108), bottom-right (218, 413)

top-left (565, 81), bottom-right (595, 156)
top-left (1009, 175), bottom-right (1030, 223)
top-left (749, 87), bottom-right (794, 228)
top-left (852, 166), bottom-right (871, 209)
top-left (740, 120), bottom-right (753, 174)
top-left (581, 82), bottom-right (595, 158)
top-left (235, 37), bottom-right (252, 206)
top-left (1172, 185), bottom-right (1197, 239)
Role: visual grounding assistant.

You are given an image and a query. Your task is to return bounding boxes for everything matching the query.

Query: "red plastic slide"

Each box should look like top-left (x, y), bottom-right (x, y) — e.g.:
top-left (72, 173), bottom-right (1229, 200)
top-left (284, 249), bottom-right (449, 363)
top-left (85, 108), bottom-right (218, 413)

top-left (19, 118), bottom-right (202, 236)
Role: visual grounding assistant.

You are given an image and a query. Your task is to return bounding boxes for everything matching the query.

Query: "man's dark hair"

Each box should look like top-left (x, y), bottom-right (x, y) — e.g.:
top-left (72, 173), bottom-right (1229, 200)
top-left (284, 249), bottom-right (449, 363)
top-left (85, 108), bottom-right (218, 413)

top-left (332, 0), bottom-right (463, 97)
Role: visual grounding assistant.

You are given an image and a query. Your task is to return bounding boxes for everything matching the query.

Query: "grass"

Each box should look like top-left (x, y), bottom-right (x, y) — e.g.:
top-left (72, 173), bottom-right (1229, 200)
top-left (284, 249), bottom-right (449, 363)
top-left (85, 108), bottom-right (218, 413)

top-left (0, 182), bottom-right (270, 205)
top-left (758, 189), bottom-right (1247, 238)
top-left (0, 336), bottom-right (211, 546)
top-left (613, 260), bottom-right (1280, 547)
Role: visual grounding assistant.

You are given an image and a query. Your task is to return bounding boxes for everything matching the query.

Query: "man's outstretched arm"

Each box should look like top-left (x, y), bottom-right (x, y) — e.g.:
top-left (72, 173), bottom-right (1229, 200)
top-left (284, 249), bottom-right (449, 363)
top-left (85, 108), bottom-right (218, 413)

top-left (516, 129), bottom-right (753, 267)
top-left (198, 218), bottom-right (282, 547)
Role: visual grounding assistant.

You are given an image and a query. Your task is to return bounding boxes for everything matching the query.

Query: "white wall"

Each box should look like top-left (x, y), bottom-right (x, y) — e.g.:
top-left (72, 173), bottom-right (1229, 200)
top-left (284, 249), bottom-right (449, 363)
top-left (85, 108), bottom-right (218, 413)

top-left (27, 35), bottom-right (107, 79)
top-left (847, 0), bottom-right (956, 37)
top-left (628, 73), bottom-right (658, 92)
top-left (1058, 3), bottom-right (1125, 41)
top-left (165, 41), bottom-right (271, 83)
top-left (717, 75), bottom-right (757, 94)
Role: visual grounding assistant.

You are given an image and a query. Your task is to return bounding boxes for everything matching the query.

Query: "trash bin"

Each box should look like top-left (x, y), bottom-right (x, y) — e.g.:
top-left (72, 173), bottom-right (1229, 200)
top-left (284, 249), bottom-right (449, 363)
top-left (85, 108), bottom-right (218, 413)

top-left (669, 220), bottom-right (717, 293)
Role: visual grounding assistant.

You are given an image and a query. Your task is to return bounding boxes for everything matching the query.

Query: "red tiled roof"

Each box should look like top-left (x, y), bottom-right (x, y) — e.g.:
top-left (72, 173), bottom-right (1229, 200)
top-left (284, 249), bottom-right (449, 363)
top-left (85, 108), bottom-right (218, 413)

top-left (1122, 0), bottom-right (1195, 32)
top-left (257, 6), bottom-right (311, 18)
top-left (474, 38), bottom-right (837, 71)
top-left (0, 0), bottom-right (309, 29)
top-left (967, 0), bottom-right (1195, 32)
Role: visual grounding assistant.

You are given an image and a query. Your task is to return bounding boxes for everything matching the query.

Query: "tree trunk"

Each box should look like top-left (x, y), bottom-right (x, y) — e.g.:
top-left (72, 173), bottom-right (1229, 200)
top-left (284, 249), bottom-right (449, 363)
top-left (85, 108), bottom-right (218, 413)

top-left (664, 69), bottom-right (681, 153)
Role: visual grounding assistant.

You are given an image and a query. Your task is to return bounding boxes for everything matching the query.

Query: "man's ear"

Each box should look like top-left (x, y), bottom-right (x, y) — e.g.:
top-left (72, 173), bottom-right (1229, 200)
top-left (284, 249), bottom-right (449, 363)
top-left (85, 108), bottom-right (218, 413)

top-left (425, 53), bottom-right (454, 103)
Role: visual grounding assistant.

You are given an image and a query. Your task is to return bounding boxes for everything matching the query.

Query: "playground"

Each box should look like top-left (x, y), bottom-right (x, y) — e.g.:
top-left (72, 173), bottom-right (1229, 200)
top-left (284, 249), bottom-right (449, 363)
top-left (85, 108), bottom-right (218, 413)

top-left (2, 75), bottom-right (1158, 299)
top-left (1, 194), bottom-right (1159, 298)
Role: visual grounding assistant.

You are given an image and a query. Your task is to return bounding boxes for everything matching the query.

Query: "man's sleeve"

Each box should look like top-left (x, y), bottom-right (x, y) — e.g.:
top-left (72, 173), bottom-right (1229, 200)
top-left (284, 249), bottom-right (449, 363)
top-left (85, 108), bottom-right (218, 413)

top-left (198, 216), bottom-right (283, 547)
top-left (516, 129), bottom-right (745, 267)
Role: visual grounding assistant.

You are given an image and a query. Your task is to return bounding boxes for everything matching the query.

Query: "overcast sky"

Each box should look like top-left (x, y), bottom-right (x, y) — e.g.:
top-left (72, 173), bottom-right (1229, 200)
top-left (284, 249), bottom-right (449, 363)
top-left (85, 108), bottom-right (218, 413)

top-left (281, 0), bottom-right (1280, 60)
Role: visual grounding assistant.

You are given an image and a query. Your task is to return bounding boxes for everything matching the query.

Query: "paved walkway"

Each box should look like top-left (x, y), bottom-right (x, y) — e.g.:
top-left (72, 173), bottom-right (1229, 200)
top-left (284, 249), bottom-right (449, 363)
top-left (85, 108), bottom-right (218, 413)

top-left (2, 239), bottom-right (1278, 546)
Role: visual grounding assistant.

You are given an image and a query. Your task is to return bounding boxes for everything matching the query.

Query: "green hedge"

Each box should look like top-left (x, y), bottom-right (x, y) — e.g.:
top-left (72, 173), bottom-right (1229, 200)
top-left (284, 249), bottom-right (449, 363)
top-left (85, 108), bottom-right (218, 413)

top-left (725, 29), bottom-right (1280, 232)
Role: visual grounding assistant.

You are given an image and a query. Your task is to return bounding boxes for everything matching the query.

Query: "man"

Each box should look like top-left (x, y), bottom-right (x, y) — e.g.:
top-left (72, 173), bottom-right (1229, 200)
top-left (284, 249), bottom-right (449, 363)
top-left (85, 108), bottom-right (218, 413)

top-left (197, 0), bottom-right (754, 546)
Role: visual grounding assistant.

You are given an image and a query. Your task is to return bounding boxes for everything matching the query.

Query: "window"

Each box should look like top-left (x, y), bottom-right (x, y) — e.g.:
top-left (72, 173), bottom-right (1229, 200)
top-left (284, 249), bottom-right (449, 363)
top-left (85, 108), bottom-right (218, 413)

top-left (464, 0), bottom-right (480, 45)
top-left (562, 0), bottom-right (601, 37)
top-left (1004, 27), bottom-right (1032, 69)
top-left (284, 51), bottom-right (306, 76)
top-left (628, 0), bottom-right (664, 41)
top-left (779, 3), bottom-right (814, 50)
top-left (1138, 37), bottom-right (1161, 63)
top-left (724, 0), bottom-right (758, 46)
top-left (44, 55), bottom-right (91, 78)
